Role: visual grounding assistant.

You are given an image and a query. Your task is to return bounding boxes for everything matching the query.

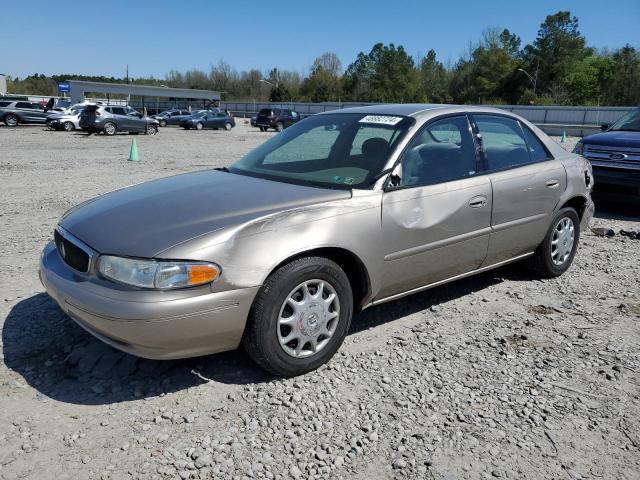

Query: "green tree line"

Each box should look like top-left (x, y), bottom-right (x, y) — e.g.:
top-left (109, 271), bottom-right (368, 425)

top-left (7, 11), bottom-right (640, 106)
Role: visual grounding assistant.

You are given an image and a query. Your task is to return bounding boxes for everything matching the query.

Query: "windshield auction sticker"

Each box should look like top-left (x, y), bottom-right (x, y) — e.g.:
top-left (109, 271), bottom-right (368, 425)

top-left (359, 115), bottom-right (403, 125)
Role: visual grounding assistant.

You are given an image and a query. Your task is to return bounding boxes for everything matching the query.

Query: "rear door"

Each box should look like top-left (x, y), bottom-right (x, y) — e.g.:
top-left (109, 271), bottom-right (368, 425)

top-left (15, 102), bottom-right (39, 123)
top-left (471, 114), bottom-right (566, 265)
top-left (379, 115), bottom-right (492, 299)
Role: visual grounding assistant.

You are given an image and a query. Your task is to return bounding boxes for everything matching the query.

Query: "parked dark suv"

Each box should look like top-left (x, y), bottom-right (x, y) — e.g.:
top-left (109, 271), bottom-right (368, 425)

top-left (0, 100), bottom-right (53, 126)
top-left (153, 109), bottom-right (193, 127)
top-left (255, 108), bottom-right (301, 132)
top-left (574, 107), bottom-right (640, 194)
top-left (80, 105), bottom-right (160, 136)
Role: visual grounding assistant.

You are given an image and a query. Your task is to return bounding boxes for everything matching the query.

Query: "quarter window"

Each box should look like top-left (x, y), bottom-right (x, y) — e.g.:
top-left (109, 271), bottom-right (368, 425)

top-left (474, 115), bottom-right (531, 171)
top-left (400, 115), bottom-right (477, 187)
top-left (521, 125), bottom-right (552, 161)
top-left (0, 101), bottom-right (10, 107)
top-left (111, 107), bottom-right (127, 115)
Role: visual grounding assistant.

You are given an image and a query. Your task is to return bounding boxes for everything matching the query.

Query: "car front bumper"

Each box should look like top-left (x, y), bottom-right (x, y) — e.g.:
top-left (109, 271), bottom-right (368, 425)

top-left (591, 165), bottom-right (640, 191)
top-left (39, 242), bottom-right (259, 360)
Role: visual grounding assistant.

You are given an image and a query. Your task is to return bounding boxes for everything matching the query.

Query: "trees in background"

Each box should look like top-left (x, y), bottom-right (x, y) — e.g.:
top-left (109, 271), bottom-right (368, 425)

top-left (6, 10), bottom-right (640, 106)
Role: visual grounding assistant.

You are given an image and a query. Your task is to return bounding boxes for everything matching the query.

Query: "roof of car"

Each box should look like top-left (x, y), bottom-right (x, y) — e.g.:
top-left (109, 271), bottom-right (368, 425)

top-left (320, 103), bottom-right (508, 118)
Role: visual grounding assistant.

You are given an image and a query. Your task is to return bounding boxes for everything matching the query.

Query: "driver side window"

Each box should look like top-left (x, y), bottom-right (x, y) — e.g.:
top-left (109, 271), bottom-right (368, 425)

top-left (400, 116), bottom-right (477, 187)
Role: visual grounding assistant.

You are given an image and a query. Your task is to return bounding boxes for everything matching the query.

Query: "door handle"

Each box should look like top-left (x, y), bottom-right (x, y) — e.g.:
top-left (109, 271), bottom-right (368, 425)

top-left (469, 196), bottom-right (487, 208)
top-left (545, 179), bottom-right (559, 188)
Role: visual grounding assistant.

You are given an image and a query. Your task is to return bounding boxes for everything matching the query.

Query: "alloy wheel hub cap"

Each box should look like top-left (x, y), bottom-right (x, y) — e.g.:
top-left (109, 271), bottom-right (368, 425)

top-left (277, 279), bottom-right (340, 358)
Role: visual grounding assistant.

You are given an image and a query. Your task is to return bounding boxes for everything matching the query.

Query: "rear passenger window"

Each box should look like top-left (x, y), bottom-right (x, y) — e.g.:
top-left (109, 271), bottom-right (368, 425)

top-left (16, 102), bottom-right (34, 109)
top-left (111, 107), bottom-right (126, 115)
top-left (400, 115), bottom-right (477, 187)
top-left (521, 125), bottom-right (552, 161)
top-left (0, 101), bottom-right (10, 107)
top-left (474, 115), bottom-right (531, 171)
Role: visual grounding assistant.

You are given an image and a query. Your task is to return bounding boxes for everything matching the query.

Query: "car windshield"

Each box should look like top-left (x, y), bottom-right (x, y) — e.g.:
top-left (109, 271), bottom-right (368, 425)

top-left (609, 108), bottom-right (640, 132)
top-left (191, 111), bottom-right (207, 118)
top-left (230, 113), bottom-right (415, 189)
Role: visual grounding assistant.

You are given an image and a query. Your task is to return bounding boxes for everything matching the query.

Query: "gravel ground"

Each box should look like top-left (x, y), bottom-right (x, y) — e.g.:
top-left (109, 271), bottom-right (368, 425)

top-left (0, 123), bottom-right (639, 480)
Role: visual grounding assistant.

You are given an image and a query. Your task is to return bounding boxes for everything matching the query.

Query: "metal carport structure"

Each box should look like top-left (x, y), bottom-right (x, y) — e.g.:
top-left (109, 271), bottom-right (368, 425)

top-left (68, 80), bottom-right (220, 109)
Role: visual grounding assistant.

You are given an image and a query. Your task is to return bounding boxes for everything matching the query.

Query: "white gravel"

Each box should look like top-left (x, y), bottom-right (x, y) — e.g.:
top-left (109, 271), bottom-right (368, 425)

top-left (0, 123), bottom-right (639, 480)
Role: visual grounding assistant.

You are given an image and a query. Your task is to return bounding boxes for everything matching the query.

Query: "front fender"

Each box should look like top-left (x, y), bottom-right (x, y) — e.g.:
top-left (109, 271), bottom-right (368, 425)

top-left (157, 192), bottom-right (385, 297)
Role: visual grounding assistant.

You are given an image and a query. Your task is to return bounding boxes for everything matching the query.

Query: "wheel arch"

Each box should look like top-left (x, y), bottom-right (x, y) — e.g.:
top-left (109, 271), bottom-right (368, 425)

top-left (267, 247), bottom-right (372, 312)
top-left (558, 195), bottom-right (588, 220)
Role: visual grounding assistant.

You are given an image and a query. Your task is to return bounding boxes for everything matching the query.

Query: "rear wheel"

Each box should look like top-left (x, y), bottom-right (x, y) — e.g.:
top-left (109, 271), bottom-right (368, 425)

top-left (242, 257), bottom-right (353, 376)
top-left (103, 122), bottom-right (117, 136)
top-left (196, 122), bottom-right (203, 130)
top-left (276, 122), bottom-right (284, 132)
top-left (527, 207), bottom-right (580, 278)
top-left (4, 114), bottom-right (18, 127)
top-left (259, 126), bottom-right (266, 132)
top-left (63, 121), bottom-right (75, 132)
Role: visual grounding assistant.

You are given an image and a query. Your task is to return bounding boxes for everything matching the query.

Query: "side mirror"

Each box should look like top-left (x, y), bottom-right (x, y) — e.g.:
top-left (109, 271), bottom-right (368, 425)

top-left (600, 123), bottom-right (610, 131)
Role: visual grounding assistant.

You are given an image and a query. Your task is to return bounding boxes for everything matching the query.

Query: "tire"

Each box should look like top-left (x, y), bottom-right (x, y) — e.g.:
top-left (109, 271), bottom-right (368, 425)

top-left (145, 124), bottom-right (158, 135)
top-left (276, 122), bottom-right (284, 132)
top-left (527, 207), bottom-right (580, 278)
top-left (242, 257), bottom-right (353, 377)
top-left (103, 122), bottom-right (117, 136)
top-left (224, 122), bottom-right (232, 131)
top-left (196, 122), bottom-right (203, 130)
top-left (159, 119), bottom-right (167, 127)
top-left (259, 126), bottom-right (266, 132)
top-left (183, 126), bottom-right (190, 130)
top-left (63, 121), bottom-right (75, 132)
top-left (4, 114), bottom-right (18, 127)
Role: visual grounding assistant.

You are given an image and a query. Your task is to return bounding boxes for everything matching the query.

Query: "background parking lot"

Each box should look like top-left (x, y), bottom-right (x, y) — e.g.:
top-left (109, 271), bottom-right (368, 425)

top-left (0, 124), bottom-right (638, 480)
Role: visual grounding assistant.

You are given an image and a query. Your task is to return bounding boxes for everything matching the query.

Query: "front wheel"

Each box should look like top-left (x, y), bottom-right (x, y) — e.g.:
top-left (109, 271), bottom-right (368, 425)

top-left (196, 122), bottom-right (203, 130)
top-left (103, 122), bottom-right (117, 136)
top-left (275, 122), bottom-right (284, 132)
top-left (159, 119), bottom-right (167, 127)
top-left (145, 124), bottom-right (158, 135)
top-left (224, 122), bottom-right (232, 131)
top-left (4, 114), bottom-right (18, 127)
top-left (63, 121), bottom-right (75, 132)
top-left (242, 257), bottom-right (353, 377)
top-left (527, 207), bottom-right (580, 278)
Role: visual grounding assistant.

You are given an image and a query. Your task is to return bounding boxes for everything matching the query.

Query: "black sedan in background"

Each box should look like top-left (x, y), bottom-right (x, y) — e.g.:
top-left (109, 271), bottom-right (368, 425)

top-left (180, 111), bottom-right (235, 131)
top-left (152, 109), bottom-right (193, 127)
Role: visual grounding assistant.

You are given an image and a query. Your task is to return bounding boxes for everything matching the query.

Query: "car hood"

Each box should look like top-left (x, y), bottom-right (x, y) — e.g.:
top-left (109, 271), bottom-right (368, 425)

top-left (59, 170), bottom-right (351, 258)
top-left (582, 131), bottom-right (640, 148)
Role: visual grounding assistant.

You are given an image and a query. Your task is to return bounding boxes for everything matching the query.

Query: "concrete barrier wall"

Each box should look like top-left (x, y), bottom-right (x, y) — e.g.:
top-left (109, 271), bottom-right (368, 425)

top-left (220, 101), bottom-right (634, 137)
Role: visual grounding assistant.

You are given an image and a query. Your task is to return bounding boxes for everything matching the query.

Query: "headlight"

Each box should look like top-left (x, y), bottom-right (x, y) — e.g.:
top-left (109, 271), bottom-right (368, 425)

top-left (97, 255), bottom-right (220, 289)
top-left (572, 142), bottom-right (584, 155)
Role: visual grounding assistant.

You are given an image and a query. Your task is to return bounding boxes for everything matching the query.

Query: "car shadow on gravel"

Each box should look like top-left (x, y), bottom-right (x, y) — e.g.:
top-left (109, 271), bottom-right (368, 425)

top-left (3, 264), bottom-right (534, 406)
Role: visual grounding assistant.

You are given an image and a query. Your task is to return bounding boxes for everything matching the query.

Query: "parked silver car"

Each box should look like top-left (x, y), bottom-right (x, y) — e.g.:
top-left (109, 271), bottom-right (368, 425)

top-left (40, 104), bottom-right (594, 376)
top-left (0, 100), bottom-right (52, 126)
top-left (79, 104), bottom-right (159, 135)
top-left (46, 105), bottom-right (84, 131)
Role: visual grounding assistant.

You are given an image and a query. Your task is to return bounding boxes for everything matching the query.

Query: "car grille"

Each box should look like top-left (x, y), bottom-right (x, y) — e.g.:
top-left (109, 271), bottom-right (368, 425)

top-left (584, 145), bottom-right (640, 170)
top-left (54, 229), bottom-right (91, 273)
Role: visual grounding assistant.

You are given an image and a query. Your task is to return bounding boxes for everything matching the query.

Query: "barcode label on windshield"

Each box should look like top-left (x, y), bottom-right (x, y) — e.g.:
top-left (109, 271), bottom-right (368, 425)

top-left (359, 115), bottom-right (403, 125)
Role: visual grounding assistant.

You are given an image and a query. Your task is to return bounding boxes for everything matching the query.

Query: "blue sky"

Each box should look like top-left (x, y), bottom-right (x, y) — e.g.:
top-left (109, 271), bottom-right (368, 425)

top-left (2, 0), bottom-right (639, 79)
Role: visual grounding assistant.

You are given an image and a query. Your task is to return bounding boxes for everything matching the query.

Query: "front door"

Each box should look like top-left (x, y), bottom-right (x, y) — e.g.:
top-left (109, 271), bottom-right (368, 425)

top-left (378, 115), bottom-right (492, 299)
top-left (471, 114), bottom-right (567, 265)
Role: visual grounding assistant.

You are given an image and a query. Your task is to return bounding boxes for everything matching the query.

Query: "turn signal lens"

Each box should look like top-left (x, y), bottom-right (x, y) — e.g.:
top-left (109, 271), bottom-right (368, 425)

top-left (188, 264), bottom-right (218, 285)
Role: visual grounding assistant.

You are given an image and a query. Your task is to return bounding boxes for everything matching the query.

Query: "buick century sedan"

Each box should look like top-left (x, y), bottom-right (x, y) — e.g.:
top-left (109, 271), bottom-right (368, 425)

top-left (40, 104), bottom-right (594, 376)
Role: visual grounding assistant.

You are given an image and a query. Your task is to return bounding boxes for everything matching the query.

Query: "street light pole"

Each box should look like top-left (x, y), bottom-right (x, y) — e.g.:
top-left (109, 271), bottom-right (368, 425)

top-left (517, 68), bottom-right (537, 95)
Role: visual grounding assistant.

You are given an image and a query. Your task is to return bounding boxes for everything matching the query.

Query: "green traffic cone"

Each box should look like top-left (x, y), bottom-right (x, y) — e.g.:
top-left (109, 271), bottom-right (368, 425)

top-left (128, 137), bottom-right (139, 161)
top-left (560, 130), bottom-right (567, 143)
